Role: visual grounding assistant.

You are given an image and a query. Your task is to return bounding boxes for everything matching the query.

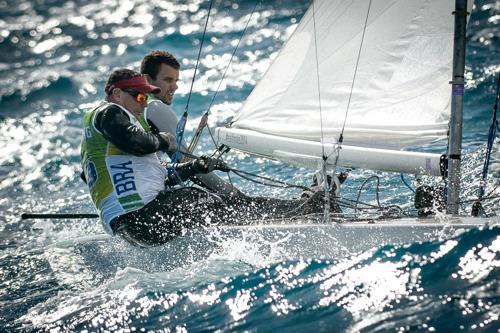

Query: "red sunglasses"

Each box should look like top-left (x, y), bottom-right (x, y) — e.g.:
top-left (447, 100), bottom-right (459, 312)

top-left (123, 89), bottom-right (148, 103)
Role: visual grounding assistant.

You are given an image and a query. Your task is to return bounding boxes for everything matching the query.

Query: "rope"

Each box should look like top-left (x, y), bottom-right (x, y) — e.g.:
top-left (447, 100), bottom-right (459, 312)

top-left (462, 193), bottom-right (500, 204)
top-left (400, 174), bottom-right (416, 193)
top-left (354, 175), bottom-right (381, 215)
top-left (231, 169), bottom-right (309, 191)
top-left (358, 175), bottom-right (382, 207)
top-left (225, 161), bottom-right (409, 219)
top-left (478, 72), bottom-right (500, 199)
top-left (485, 181), bottom-right (500, 199)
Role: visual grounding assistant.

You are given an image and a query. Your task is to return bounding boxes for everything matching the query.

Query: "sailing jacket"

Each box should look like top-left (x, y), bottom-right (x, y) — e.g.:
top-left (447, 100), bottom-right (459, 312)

top-left (80, 102), bottom-right (169, 233)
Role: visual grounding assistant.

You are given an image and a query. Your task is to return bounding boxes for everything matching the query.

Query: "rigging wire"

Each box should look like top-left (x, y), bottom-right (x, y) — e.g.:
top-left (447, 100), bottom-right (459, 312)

top-left (171, 0), bottom-right (214, 163)
top-left (316, 0), bottom-right (372, 208)
top-left (206, 1), bottom-right (260, 117)
top-left (315, 0), bottom-right (373, 217)
top-left (310, 0), bottom-right (333, 223)
top-left (471, 72), bottom-right (500, 216)
top-left (478, 72), bottom-right (500, 199)
top-left (311, 0), bottom-right (326, 161)
top-left (185, 0), bottom-right (213, 112)
top-left (332, 0), bottom-right (373, 166)
top-left (190, 0), bottom-right (261, 153)
top-left (484, 181), bottom-right (500, 199)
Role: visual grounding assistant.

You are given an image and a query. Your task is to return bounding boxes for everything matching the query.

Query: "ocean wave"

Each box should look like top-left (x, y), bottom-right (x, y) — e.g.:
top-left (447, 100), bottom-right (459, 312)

top-left (0, 76), bottom-right (78, 117)
top-left (13, 226), bottom-right (499, 332)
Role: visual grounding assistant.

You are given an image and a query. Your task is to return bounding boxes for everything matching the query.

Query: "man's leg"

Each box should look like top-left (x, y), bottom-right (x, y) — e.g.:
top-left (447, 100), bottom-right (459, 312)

top-left (111, 188), bottom-right (206, 246)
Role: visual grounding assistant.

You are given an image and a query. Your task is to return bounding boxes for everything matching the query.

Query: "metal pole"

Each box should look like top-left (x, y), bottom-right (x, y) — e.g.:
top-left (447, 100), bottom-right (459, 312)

top-left (446, 0), bottom-right (468, 214)
top-left (21, 213), bottom-right (99, 219)
top-left (322, 158), bottom-right (331, 223)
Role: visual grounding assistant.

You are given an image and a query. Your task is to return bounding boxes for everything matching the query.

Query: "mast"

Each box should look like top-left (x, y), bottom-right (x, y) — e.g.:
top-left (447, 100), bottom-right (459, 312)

top-left (446, 0), bottom-right (468, 215)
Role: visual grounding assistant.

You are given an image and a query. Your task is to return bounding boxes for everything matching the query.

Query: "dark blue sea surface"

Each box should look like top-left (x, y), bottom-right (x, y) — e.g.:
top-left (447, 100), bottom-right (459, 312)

top-left (0, 0), bottom-right (499, 332)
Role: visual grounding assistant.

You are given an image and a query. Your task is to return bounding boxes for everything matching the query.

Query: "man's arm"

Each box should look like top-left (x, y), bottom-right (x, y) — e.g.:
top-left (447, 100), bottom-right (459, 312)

top-left (96, 105), bottom-right (170, 156)
top-left (165, 156), bottom-right (228, 186)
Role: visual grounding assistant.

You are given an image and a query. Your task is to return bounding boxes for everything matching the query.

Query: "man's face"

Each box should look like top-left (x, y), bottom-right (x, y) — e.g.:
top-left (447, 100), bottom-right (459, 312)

top-left (149, 64), bottom-right (179, 105)
top-left (117, 89), bottom-right (148, 118)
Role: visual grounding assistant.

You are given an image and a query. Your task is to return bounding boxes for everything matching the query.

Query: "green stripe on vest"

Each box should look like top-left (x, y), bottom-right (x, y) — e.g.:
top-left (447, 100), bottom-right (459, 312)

top-left (121, 202), bottom-right (145, 211)
top-left (118, 193), bottom-right (143, 205)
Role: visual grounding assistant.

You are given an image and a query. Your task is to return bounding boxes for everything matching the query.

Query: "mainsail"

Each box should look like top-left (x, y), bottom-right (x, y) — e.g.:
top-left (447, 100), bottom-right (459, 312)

top-left (215, 0), bottom-right (473, 176)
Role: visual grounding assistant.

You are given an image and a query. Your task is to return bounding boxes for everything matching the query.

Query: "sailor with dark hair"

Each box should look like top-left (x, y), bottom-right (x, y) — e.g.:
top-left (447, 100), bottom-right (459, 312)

top-left (141, 50), bottom-right (180, 106)
top-left (140, 50), bottom-right (244, 197)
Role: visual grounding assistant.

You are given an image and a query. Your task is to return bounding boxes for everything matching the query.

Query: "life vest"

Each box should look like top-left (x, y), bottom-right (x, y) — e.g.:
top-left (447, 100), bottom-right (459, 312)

top-left (141, 94), bottom-right (163, 132)
top-left (80, 102), bottom-right (168, 233)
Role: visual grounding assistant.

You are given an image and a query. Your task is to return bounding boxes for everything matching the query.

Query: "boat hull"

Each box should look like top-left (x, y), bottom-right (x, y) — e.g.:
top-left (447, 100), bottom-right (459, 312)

top-left (207, 217), bottom-right (497, 257)
top-left (56, 217), bottom-right (498, 277)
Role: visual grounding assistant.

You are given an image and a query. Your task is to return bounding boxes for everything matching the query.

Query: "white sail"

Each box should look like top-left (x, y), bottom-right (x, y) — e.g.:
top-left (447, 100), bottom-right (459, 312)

top-left (215, 0), bottom-right (473, 175)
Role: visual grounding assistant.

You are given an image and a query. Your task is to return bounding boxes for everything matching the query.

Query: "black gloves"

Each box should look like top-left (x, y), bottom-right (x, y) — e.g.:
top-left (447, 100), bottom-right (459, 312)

top-left (165, 155), bottom-right (230, 186)
top-left (156, 132), bottom-right (177, 153)
top-left (191, 155), bottom-right (230, 174)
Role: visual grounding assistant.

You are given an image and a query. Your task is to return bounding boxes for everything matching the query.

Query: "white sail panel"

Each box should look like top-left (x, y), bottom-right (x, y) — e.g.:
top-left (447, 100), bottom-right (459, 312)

top-left (228, 0), bottom-right (465, 150)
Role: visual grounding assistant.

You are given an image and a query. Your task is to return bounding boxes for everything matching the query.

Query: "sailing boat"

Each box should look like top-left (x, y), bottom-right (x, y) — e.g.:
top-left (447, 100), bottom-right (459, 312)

top-left (200, 0), bottom-right (498, 244)
top-left (16, 0), bottom-right (496, 258)
top-left (21, 0), bottom-right (496, 255)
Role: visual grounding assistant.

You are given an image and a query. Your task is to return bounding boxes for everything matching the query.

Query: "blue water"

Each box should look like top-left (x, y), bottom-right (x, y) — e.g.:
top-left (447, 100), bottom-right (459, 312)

top-left (0, 0), bottom-right (499, 332)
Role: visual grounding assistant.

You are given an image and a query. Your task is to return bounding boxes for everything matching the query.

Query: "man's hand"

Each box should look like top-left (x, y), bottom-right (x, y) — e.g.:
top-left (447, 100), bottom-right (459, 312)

top-left (156, 132), bottom-right (177, 153)
top-left (191, 155), bottom-right (230, 174)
